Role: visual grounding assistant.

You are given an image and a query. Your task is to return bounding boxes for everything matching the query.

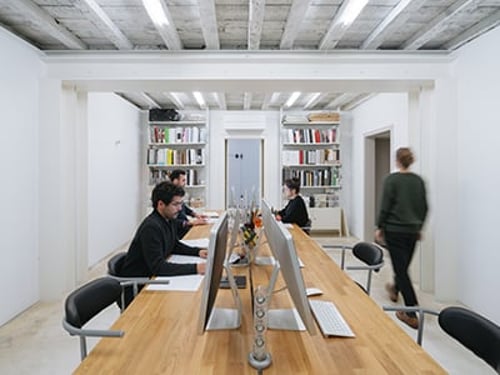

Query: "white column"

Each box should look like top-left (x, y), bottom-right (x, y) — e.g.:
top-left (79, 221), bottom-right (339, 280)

top-left (38, 80), bottom-right (88, 300)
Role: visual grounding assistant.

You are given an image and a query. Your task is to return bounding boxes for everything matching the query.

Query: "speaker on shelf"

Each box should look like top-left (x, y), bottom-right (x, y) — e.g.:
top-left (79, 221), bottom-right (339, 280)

top-left (248, 285), bottom-right (272, 370)
top-left (149, 108), bottom-right (181, 121)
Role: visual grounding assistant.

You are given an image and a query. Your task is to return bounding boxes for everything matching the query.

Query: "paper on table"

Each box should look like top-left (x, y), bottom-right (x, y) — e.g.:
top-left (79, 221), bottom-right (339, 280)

top-left (202, 211), bottom-right (219, 218)
top-left (146, 275), bottom-right (204, 292)
top-left (179, 238), bottom-right (210, 248)
top-left (169, 254), bottom-right (207, 264)
top-left (283, 223), bottom-right (294, 229)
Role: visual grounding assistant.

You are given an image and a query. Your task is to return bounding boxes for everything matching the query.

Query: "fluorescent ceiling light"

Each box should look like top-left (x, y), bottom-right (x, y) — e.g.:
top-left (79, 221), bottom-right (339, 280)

top-left (285, 91), bottom-right (301, 108)
top-left (142, 0), bottom-right (169, 26)
top-left (338, 0), bottom-right (369, 26)
top-left (304, 92), bottom-right (321, 108)
top-left (193, 91), bottom-right (206, 108)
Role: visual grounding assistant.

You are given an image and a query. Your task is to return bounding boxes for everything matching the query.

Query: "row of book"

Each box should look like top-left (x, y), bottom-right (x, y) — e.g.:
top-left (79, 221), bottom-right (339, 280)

top-left (282, 149), bottom-right (340, 165)
top-left (149, 169), bottom-right (201, 186)
top-left (283, 168), bottom-right (341, 187)
top-left (147, 148), bottom-right (205, 166)
top-left (283, 128), bottom-right (338, 144)
top-left (303, 193), bottom-right (340, 208)
top-left (149, 126), bottom-right (207, 144)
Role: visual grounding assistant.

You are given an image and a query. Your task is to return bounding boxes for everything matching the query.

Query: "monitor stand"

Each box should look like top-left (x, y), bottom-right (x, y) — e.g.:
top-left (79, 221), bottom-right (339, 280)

top-left (251, 229), bottom-right (276, 266)
top-left (206, 261), bottom-right (242, 331)
top-left (265, 262), bottom-right (306, 331)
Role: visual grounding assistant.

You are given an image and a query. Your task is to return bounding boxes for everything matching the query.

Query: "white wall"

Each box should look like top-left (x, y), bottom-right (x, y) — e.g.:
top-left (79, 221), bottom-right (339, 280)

top-left (349, 93), bottom-right (409, 239)
top-left (88, 93), bottom-right (142, 266)
top-left (454, 26), bottom-right (500, 323)
top-left (0, 30), bottom-right (42, 325)
top-left (208, 110), bottom-right (281, 209)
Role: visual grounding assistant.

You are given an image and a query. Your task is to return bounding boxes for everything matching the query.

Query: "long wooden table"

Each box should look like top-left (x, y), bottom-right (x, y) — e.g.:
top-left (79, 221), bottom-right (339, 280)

top-left (74, 223), bottom-right (446, 374)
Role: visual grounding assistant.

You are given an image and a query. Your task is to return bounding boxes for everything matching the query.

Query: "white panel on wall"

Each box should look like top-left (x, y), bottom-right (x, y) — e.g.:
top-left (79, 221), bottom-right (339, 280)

top-left (0, 29), bottom-right (41, 325)
top-left (454, 26), bottom-right (500, 324)
top-left (223, 112), bottom-right (266, 130)
top-left (88, 93), bottom-right (142, 267)
top-left (349, 93), bottom-right (409, 239)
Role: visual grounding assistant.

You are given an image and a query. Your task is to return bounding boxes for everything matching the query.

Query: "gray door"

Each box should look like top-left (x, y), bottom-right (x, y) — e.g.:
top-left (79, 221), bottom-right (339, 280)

top-left (226, 139), bottom-right (261, 209)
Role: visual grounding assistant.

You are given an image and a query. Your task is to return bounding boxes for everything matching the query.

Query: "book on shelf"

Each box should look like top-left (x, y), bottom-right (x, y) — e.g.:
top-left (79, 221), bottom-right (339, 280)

top-left (147, 148), bottom-right (205, 166)
top-left (149, 126), bottom-right (206, 144)
top-left (283, 128), bottom-right (338, 144)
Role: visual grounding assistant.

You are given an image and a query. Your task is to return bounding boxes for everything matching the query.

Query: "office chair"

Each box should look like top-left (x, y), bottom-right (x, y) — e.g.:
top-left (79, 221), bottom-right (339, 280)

top-left (63, 277), bottom-right (124, 360)
top-left (344, 242), bottom-right (384, 294)
top-left (439, 306), bottom-right (500, 372)
top-left (384, 305), bottom-right (500, 372)
top-left (301, 218), bottom-right (312, 235)
top-left (107, 252), bottom-right (171, 310)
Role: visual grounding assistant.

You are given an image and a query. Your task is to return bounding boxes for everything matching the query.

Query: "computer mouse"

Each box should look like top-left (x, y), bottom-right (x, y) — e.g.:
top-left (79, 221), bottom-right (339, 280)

top-left (306, 287), bottom-right (323, 297)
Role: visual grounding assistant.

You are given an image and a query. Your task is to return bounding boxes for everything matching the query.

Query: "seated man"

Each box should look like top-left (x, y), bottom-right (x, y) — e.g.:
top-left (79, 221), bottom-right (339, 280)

top-left (169, 169), bottom-right (208, 238)
top-left (120, 181), bottom-right (207, 307)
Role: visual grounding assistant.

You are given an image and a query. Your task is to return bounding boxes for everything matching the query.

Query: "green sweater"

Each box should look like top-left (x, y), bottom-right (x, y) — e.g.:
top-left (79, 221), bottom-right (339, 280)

top-left (377, 172), bottom-right (428, 233)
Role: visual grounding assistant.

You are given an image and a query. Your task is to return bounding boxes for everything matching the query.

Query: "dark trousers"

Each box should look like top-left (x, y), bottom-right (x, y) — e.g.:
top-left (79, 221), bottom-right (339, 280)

top-left (384, 231), bottom-right (419, 311)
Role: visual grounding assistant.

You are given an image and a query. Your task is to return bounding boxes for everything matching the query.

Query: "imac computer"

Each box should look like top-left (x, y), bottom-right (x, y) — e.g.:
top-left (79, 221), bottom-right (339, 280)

top-left (198, 212), bottom-right (242, 333)
top-left (259, 199), bottom-right (316, 334)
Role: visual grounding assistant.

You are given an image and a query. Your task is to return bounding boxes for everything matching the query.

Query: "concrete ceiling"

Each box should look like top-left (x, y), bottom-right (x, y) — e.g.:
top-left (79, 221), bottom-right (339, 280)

top-left (1, 0), bottom-right (499, 111)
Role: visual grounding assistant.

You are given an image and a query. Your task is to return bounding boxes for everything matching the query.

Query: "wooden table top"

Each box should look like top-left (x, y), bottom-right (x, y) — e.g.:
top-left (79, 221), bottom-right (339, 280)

top-left (74, 222), bottom-right (445, 374)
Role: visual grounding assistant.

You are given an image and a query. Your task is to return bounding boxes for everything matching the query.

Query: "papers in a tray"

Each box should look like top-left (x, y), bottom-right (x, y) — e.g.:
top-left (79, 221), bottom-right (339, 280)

top-left (202, 211), bottom-right (219, 218)
top-left (179, 238), bottom-right (210, 248)
top-left (146, 275), bottom-right (204, 292)
top-left (169, 254), bottom-right (207, 264)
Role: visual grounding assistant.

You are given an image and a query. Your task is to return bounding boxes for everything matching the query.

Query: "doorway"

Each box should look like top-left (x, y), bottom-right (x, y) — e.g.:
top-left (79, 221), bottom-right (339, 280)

top-left (363, 130), bottom-right (391, 241)
top-left (225, 138), bottom-right (263, 209)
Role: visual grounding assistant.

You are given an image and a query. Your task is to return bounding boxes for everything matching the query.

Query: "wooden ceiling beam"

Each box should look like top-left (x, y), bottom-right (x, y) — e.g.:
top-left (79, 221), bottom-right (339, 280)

top-left (10, 0), bottom-right (87, 49)
top-left (361, 0), bottom-right (426, 50)
top-left (319, 0), bottom-right (369, 50)
top-left (142, 0), bottom-right (182, 50)
top-left (443, 9), bottom-right (500, 50)
top-left (198, 0), bottom-right (220, 49)
top-left (402, 0), bottom-right (475, 50)
top-left (75, 0), bottom-right (133, 50)
top-left (248, 0), bottom-right (266, 50)
top-left (280, 0), bottom-right (313, 49)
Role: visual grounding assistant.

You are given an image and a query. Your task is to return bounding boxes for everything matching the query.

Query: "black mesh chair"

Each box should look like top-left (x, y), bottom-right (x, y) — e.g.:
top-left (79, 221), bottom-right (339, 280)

top-left (345, 242), bottom-right (384, 294)
top-left (301, 218), bottom-right (312, 235)
top-left (383, 305), bottom-right (500, 372)
top-left (62, 277), bottom-right (124, 360)
top-left (107, 252), bottom-right (171, 310)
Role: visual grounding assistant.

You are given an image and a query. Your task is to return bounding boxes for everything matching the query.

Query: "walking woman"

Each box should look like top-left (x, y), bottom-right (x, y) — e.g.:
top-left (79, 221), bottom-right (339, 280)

top-left (375, 147), bottom-right (428, 329)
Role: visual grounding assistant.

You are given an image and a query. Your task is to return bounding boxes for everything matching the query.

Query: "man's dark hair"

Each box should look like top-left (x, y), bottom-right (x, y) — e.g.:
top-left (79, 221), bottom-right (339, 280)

top-left (169, 169), bottom-right (186, 182)
top-left (151, 181), bottom-right (185, 209)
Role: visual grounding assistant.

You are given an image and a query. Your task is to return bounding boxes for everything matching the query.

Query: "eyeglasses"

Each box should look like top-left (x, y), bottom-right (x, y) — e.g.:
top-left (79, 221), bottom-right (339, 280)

top-left (170, 200), bottom-right (184, 207)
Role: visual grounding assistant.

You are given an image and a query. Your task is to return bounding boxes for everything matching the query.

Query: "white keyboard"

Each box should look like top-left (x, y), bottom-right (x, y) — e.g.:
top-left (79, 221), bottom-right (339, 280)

top-left (308, 300), bottom-right (355, 337)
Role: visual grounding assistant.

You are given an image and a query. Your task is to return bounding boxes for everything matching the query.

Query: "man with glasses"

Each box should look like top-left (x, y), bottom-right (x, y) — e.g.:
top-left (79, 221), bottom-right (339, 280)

top-left (120, 182), bottom-right (207, 305)
top-left (169, 169), bottom-right (208, 238)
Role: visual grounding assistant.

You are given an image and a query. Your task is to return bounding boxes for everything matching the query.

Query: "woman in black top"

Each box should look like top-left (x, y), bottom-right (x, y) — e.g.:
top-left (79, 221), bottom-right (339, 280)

top-left (276, 178), bottom-right (310, 229)
top-left (375, 147), bottom-right (428, 330)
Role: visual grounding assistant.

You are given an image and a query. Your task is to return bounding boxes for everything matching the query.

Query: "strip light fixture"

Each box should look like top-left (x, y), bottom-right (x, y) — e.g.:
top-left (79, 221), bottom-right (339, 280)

top-left (193, 91), bottom-right (206, 108)
top-left (142, 0), bottom-right (169, 26)
top-left (338, 0), bottom-right (369, 26)
top-left (284, 91), bottom-right (301, 108)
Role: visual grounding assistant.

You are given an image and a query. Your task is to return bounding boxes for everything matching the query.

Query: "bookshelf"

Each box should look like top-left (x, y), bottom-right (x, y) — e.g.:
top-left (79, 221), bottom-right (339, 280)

top-left (281, 110), bottom-right (344, 233)
top-left (146, 110), bottom-right (208, 208)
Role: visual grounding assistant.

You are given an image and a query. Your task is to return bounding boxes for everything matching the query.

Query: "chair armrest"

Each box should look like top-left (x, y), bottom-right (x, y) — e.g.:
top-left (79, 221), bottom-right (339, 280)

top-left (382, 306), bottom-right (439, 345)
top-left (63, 319), bottom-right (124, 338)
top-left (346, 261), bottom-right (384, 271)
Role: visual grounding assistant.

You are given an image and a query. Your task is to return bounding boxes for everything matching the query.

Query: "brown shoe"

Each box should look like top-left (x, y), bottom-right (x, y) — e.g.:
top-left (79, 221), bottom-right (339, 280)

top-left (385, 283), bottom-right (399, 302)
top-left (396, 311), bottom-right (419, 330)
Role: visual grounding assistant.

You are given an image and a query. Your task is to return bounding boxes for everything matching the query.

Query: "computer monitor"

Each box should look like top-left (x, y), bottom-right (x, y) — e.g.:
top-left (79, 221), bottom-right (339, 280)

top-left (260, 199), bottom-right (317, 334)
top-left (198, 212), bottom-right (242, 333)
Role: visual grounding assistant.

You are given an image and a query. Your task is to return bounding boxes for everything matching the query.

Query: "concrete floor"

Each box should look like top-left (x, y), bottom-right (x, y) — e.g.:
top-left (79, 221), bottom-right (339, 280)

top-left (0, 235), bottom-right (495, 374)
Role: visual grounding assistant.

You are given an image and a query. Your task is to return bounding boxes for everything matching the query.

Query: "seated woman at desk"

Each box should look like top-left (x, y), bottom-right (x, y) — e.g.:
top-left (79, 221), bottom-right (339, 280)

top-left (276, 178), bottom-right (310, 229)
